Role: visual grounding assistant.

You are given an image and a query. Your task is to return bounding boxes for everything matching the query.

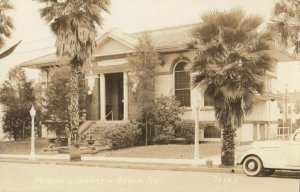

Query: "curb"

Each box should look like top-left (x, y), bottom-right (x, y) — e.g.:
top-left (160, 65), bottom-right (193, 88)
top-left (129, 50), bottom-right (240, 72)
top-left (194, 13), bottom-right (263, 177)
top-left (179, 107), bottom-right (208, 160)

top-left (0, 158), bottom-right (299, 178)
top-left (0, 158), bottom-right (243, 174)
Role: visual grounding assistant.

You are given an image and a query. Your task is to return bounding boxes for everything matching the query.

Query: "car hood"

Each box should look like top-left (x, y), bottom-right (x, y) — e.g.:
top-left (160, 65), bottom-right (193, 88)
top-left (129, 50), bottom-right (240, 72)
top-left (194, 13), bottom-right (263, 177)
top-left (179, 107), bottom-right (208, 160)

top-left (251, 140), bottom-right (289, 148)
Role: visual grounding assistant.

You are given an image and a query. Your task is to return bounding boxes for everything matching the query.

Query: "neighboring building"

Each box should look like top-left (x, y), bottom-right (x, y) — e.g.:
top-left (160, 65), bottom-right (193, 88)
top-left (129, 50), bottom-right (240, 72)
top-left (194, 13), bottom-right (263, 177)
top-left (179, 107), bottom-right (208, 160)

top-left (277, 91), bottom-right (300, 137)
top-left (20, 24), bottom-right (296, 142)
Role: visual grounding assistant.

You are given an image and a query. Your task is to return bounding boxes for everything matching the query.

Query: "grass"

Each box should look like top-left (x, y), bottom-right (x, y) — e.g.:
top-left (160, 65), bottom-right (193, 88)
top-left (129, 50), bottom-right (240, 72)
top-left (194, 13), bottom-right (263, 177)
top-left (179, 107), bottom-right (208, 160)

top-left (97, 143), bottom-right (222, 159)
top-left (0, 139), bottom-right (222, 158)
top-left (0, 139), bottom-right (48, 154)
top-left (0, 140), bottom-right (249, 160)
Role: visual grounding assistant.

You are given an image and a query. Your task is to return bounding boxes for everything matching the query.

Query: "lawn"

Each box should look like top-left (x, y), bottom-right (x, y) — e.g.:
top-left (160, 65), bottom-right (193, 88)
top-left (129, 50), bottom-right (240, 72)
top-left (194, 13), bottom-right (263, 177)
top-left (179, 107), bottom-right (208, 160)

top-left (0, 139), bottom-right (48, 154)
top-left (0, 139), bottom-right (222, 159)
top-left (96, 143), bottom-right (222, 159)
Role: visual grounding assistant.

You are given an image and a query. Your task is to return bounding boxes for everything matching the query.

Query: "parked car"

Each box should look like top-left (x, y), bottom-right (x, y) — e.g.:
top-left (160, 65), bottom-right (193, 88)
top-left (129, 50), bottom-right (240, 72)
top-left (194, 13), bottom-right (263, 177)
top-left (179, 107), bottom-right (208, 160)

top-left (237, 128), bottom-right (300, 176)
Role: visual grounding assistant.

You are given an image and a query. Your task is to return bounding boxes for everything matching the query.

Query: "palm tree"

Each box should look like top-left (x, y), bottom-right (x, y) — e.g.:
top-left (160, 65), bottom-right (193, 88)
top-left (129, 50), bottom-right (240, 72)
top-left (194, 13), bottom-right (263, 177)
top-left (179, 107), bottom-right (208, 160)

top-left (191, 8), bottom-right (274, 166)
top-left (35, 0), bottom-right (110, 151)
top-left (0, 0), bottom-right (21, 59)
top-left (268, 0), bottom-right (300, 56)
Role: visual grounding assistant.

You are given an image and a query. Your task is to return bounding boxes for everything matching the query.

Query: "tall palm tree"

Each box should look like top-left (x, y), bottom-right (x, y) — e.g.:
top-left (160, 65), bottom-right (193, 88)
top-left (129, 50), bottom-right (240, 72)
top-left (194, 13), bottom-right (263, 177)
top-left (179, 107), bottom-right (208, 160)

top-left (268, 0), bottom-right (300, 56)
top-left (191, 8), bottom-right (274, 166)
top-left (0, 0), bottom-right (21, 59)
top-left (35, 0), bottom-right (110, 146)
top-left (0, 0), bottom-right (13, 48)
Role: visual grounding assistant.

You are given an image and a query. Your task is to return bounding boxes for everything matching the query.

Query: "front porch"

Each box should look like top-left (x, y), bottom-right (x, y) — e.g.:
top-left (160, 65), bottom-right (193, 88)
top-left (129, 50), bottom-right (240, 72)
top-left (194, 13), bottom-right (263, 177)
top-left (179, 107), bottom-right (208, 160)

top-left (86, 71), bottom-right (129, 122)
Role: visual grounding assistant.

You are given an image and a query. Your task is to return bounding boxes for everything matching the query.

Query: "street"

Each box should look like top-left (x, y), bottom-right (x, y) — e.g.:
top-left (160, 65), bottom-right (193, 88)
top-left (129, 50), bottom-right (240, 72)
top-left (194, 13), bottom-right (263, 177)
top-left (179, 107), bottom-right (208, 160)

top-left (0, 162), bottom-right (298, 192)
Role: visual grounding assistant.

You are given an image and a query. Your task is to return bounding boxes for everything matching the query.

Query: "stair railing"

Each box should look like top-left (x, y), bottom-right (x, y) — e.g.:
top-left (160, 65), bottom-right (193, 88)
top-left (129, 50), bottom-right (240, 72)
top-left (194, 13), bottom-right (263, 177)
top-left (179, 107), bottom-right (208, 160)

top-left (106, 110), bottom-right (113, 121)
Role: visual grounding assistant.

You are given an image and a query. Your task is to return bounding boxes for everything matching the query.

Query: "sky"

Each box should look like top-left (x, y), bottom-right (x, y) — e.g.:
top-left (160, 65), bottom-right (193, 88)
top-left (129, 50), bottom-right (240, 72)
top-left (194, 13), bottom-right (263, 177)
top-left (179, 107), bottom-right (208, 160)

top-left (0, 0), bottom-right (298, 92)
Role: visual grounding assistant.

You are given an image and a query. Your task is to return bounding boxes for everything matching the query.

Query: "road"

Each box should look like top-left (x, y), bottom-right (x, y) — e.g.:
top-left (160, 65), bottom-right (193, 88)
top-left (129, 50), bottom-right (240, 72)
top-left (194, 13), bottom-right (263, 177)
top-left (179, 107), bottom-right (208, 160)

top-left (0, 162), bottom-right (299, 192)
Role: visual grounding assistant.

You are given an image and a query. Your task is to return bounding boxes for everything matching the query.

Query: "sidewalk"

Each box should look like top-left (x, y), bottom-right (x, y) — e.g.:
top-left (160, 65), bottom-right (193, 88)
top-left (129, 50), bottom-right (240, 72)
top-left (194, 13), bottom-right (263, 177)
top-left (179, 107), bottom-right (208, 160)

top-left (0, 153), bottom-right (241, 173)
top-left (0, 152), bottom-right (299, 177)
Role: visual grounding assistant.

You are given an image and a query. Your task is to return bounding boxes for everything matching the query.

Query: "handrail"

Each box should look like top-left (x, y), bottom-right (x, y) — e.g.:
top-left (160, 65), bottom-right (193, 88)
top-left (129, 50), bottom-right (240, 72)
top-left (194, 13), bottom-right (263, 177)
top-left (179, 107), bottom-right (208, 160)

top-left (106, 110), bottom-right (113, 120)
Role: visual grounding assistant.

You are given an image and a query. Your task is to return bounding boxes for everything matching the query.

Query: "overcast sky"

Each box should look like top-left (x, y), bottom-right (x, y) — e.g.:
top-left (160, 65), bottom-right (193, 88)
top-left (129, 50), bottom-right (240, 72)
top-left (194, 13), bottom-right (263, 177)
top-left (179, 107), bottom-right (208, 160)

top-left (0, 0), bottom-right (298, 92)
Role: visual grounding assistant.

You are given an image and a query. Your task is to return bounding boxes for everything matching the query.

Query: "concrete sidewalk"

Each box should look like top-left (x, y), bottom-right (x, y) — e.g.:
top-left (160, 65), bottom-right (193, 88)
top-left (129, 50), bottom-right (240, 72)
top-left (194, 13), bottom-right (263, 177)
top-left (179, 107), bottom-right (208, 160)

top-left (0, 153), bottom-right (241, 174)
top-left (0, 153), bottom-right (221, 166)
top-left (0, 153), bottom-right (299, 177)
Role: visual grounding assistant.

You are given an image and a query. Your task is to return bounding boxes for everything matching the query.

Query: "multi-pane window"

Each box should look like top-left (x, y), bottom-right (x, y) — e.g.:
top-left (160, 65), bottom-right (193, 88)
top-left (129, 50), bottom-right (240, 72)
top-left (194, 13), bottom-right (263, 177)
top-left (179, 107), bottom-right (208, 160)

top-left (204, 126), bottom-right (221, 138)
top-left (174, 61), bottom-right (191, 107)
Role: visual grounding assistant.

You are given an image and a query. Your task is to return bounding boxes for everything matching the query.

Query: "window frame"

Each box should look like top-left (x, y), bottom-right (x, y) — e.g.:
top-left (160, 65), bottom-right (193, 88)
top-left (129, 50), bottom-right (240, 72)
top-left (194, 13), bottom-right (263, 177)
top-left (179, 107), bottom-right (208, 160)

top-left (173, 60), bottom-right (191, 107)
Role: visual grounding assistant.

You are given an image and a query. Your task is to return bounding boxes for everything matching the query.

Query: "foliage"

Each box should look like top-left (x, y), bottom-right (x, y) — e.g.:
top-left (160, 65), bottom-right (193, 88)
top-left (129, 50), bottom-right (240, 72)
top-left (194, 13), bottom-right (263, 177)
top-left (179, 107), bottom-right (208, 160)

top-left (191, 8), bottom-right (274, 165)
top-left (174, 120), bottom-right (195, 141)
top-left (0, 66), bottom-right (40, 140)
top-left (0, 0), bottom-right (14, 49)
top-left (294, 99), bottom-right (300, 114)
top-left (129, 34), bottom-right (161, 144)
top-left (150, 96), bottom-right (184, 141)
top-left (94, 122), bottom-right (142, 150)
top-left (0, 1), bottom-right (20, 59)
top-left (35, 0), bottom-right (110, 142)
top-left (268, 0), bottom-right (300, 55)
top-left (43, 66), bottom-right (86, 137)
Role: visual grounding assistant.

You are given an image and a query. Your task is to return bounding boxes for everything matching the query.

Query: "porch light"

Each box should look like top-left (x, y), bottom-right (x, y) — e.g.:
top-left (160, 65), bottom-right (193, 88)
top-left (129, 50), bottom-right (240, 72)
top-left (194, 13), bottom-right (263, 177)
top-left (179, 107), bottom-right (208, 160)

top-left (87, 72), bottom-right (95, 95)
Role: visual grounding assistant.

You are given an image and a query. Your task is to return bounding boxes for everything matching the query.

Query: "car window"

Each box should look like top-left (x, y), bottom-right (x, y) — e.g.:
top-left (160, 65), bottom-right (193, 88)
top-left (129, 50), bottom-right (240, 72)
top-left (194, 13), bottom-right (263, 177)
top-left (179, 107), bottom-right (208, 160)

top-left (294, 133), bottom-right (300, 142)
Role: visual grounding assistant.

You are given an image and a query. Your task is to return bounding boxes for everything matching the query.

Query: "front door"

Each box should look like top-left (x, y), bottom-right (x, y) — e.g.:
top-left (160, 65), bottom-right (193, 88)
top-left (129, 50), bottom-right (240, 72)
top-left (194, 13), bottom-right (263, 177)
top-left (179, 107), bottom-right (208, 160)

top-left (105, 73), bottom-right (124, 120)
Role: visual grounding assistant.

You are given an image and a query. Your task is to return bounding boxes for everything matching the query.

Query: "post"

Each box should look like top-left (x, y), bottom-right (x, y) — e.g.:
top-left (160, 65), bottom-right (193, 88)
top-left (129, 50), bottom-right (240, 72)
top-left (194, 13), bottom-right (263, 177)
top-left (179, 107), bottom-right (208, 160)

top-left (100, 73), bottom-right (106, 121)
top-left (123, 72), bottom-right (129, 121)
top-left (29, 106), bottom-right (36, 160)
top-left (193, 99), bottom-right (200, 165)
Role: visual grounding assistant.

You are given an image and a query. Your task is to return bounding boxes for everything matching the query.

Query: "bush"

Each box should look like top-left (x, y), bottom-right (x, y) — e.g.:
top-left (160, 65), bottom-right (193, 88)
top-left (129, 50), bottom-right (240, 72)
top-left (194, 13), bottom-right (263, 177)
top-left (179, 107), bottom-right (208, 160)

top-left (174, 120), bottom-right (195, 142)
top-left (152, 126), bottom-right (174, 144)
top-left (149, 96), bottom-right (184, 142)
top-left (94, 122), bottom-right (142, 150)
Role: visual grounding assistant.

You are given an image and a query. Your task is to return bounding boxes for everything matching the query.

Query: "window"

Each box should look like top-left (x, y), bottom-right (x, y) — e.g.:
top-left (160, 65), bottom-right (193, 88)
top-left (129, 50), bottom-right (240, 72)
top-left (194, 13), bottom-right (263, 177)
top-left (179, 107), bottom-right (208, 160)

top-left (204, 126), bottom-right (221, 138)
top-left (174, 61), bottom-right (191, 107)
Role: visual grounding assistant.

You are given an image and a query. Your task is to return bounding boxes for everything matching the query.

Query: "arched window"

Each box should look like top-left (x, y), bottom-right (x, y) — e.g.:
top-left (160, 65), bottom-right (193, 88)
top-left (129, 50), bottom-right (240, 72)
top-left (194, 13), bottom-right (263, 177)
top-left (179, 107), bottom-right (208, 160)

top-left (204, 126), bottom-right (221, 138)
top-left (174, 61), bottom-right (191, 107)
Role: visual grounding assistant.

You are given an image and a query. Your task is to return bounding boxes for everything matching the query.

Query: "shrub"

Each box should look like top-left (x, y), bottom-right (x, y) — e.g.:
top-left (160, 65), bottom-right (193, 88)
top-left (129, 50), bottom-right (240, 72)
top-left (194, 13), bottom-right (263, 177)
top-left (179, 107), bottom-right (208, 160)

top-left (174, 120), bottom-right (195, 142)
top-left (94, 122), bottom-right (142, 150)
top-left (150, 96), bottom-right (184, 141)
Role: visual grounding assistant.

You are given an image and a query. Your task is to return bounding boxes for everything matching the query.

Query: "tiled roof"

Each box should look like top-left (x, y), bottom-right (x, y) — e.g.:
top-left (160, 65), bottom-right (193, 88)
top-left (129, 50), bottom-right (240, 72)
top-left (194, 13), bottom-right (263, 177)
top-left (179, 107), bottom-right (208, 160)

top-left (132, 23), bottom-right (196, 49)
top-left (20, 24), bottom-right (197, 68)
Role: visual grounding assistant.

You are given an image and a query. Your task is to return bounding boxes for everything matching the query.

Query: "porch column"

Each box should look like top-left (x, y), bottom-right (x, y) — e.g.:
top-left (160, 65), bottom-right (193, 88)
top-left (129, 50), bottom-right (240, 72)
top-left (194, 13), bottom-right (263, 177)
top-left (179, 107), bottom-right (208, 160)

top-left (123, 72), bottom-right (129, 121)
top-left (100, 73), bottom-right (106, 121)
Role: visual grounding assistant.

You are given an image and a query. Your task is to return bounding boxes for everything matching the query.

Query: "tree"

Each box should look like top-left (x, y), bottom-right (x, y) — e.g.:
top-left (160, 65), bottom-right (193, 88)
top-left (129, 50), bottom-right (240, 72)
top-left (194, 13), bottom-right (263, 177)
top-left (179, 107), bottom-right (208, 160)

top-left (0, 66), bottom-right (39, 140)
top-left (268, 0), bottom-right (300, 56)
top-left (0, 0), bottom-right (21, 59)
top-left (43, 66), bottom-right (86, 139)
top-left (35, 0), bottom-right (110, 146)
top-left (294, 99), bottom-right (300, 114)
top-left (129, 35), bottom-right (161, 145)
top-left (191, 8), bottom-right (274, 166)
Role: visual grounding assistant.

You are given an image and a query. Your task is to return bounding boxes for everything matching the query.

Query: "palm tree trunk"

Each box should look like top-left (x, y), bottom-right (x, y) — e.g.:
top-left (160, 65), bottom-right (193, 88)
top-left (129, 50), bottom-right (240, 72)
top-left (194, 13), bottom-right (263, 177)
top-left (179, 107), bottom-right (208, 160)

top-left (69, 64), bottom-right (80, 142)
top-left (69, 64), bottom-right (81, 161)
top-left (221, 127), bottom-right (236, 166)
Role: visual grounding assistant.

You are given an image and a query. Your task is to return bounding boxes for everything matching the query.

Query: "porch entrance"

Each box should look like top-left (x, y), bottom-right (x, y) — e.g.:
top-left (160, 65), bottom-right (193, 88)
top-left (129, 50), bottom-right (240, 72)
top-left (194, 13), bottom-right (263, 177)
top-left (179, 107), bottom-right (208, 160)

top-left (105, 73), bottom-right (124, 120)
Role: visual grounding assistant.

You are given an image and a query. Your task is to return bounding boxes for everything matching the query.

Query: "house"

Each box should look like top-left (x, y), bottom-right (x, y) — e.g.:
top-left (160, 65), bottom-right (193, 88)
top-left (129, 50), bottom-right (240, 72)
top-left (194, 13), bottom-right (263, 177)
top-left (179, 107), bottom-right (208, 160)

top-left (20, 24), bottom-right (296, 142)
top-left (277, 91), bottom-right (300, 137)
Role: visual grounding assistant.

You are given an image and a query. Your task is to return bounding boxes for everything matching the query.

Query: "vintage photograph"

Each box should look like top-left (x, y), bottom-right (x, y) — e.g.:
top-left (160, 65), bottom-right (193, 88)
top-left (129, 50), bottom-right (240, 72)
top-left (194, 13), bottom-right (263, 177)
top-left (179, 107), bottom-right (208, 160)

top-left (0, 0), bottom-right (299, 191)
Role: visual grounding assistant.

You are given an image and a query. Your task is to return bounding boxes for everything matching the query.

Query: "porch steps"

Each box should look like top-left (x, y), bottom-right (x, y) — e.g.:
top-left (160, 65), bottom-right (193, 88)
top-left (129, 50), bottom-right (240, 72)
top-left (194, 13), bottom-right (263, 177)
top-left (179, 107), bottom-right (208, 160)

top-left (79, 121), bottom-right (96, 136)
top-left (79, 120), bottom-right (128, 141)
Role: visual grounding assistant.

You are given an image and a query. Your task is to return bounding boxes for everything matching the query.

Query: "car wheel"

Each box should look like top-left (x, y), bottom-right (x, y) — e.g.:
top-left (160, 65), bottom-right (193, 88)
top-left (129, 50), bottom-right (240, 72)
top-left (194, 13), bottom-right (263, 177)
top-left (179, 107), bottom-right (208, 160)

top-left (242, 156), bottom-right (263, 176)
top-left (261, 169), bottom-right (275, 176)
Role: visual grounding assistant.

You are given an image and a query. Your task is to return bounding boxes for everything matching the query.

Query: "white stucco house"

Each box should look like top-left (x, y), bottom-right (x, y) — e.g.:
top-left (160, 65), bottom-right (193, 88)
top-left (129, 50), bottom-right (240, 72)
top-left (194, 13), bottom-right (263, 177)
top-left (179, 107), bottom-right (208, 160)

top-left (20, 24), bottom-right (296, 142)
